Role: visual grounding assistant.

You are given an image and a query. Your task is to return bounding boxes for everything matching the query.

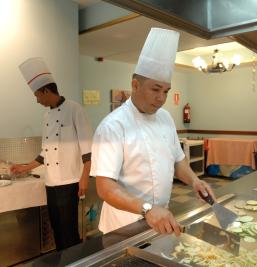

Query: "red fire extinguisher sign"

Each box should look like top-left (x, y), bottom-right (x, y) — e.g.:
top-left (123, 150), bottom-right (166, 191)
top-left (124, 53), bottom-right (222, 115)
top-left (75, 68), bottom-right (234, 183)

top-left (183, 103), bottom-right (191, 123)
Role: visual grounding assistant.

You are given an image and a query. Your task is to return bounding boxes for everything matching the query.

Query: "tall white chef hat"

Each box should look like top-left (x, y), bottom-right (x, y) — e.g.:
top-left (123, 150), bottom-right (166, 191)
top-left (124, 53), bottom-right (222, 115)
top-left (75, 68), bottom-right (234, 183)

top-left (19, 57), bottom-right (55, 93)
top-left (134, 28), bottom-right (179, 83)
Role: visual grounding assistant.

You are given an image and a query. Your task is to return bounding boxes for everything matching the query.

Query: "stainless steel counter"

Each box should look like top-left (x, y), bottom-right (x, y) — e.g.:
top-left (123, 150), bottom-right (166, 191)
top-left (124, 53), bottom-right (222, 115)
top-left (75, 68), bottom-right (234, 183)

top-left (0, 166), bottom-right (47, 213)
top-left (32, 171), bottom-right (257, 267)
top-left (0, 207), bottom-right (41, 266)
top-left (0, 168), bottom-right (46, 266)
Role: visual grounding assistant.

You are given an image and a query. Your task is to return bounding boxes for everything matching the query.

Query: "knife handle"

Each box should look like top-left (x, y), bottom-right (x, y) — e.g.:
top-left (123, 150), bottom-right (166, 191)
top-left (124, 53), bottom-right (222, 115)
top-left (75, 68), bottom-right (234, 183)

top-left (199, 191), bottom-right (214, 205)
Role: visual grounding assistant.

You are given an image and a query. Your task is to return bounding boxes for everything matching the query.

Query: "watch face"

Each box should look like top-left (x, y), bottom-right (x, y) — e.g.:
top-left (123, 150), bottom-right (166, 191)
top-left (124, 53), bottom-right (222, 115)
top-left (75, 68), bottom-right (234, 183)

top-left (143, 202), bottom-right (152, 210)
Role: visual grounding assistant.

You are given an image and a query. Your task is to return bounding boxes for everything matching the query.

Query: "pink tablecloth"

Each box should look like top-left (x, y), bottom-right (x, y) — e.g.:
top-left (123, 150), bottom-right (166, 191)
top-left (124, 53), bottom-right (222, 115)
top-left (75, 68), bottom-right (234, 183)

top-left (207, 138), bottom-right (257, 170)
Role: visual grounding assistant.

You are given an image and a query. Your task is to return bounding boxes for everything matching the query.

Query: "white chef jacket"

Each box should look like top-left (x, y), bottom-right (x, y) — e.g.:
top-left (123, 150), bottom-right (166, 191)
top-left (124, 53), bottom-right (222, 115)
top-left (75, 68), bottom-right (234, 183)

top-left (39, 98), bottom-right (92, 186)
top-left (91, 98), bottom-right (185, 233)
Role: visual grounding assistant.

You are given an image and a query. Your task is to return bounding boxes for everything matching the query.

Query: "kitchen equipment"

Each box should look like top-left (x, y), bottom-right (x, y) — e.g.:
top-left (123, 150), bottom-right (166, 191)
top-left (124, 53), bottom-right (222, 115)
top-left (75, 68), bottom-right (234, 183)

top-left (128, 227), bottom-right (240, 267)
top-left (199, 191), bottom-right (238, 229)
top-left (0, 179), bottom-right (12, 187)
top-left (182, 221), bottom-right (240, 255)
top-left (128, 246), bottom-right (185, 267)
top-left (0, 174), bottom-right (12, 187)
top-left (128, 233), bottom-right (223, 266)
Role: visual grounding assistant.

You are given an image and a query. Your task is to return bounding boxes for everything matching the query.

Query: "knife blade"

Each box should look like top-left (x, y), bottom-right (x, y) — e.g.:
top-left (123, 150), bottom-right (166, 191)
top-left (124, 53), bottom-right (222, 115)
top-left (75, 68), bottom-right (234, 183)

top-left (181, 221), bottom-right (240, 256)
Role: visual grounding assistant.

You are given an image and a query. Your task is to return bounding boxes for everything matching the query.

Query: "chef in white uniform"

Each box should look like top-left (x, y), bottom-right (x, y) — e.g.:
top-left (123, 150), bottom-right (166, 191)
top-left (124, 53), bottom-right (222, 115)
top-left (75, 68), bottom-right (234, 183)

top-left (91, 28), bottom-right (215, 234)
top-left (11, 57), bottom-right (92, 250)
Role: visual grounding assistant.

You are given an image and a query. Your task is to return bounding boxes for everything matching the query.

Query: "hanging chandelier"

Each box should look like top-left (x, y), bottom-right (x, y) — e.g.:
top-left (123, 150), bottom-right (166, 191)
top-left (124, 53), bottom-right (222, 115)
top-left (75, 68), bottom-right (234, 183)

top-left (192, 49), bottom-right (241, 73)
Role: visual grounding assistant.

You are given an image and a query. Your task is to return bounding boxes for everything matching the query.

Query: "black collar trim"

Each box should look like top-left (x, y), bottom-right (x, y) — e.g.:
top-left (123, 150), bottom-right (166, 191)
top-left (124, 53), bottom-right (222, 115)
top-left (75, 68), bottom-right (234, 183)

top-left (51, 96), bottom-right (65, 109)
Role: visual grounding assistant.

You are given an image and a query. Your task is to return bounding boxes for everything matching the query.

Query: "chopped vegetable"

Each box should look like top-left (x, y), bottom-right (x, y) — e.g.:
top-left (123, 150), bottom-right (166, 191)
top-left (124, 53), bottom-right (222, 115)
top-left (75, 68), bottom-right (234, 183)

top-left (244, 205), bottom-right (257, 211)
top-left (227, 220), bottom-right (257, 243)
top-left (234, 199), bottom-right (257, 211)
top-left (229, 227), bottom-right (243, 233)
top-left (171, 240), bottom-right (257, 266)
top-left (246, 200), bottom-right (257, 206)
top-left (160, 252), bottom-right (175, 261)
top-left (237, 216), bottom-right (254, 223)
top-left (233, 209), bottom-right (247, 216)
top-left (234, 200), bottom-right (246, 209)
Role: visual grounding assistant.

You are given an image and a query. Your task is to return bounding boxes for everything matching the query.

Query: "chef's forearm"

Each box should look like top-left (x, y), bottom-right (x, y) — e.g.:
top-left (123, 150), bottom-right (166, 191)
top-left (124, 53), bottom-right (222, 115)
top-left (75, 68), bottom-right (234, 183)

top-left (174, 158), bottom-right (199, 185)
top-left (24, 160), bottom-right (41, 172)
top-left (96, 176), bottom-right (144, 215)
top-left (80, 160), bottom-right (91, 182)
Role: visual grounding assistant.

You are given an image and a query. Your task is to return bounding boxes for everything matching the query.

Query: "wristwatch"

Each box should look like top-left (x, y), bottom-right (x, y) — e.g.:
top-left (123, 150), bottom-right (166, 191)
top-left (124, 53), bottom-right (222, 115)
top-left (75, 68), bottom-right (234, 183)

top-left (141, 202), bottom-right (153, 217)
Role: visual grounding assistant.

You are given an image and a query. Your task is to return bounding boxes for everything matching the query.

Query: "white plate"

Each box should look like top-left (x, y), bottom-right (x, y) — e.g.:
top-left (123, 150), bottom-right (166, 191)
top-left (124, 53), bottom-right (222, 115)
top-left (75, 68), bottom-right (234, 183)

top-left (0, 180), bottom-right (12, 187)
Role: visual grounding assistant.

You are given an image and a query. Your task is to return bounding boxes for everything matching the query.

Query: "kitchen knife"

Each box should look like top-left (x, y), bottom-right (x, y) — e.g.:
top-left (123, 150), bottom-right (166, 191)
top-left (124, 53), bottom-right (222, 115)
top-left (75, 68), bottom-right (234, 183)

top-left (199, 191), bottom-right (238, 230)
top-left (182, 221), bottom-right (240, 256)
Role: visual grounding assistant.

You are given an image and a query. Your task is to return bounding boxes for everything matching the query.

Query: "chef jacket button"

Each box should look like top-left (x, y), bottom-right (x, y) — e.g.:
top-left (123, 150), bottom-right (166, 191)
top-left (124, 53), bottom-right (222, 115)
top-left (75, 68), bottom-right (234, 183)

top-left (58, 109), bottom-right (61, 111)
top-left (47, 163), bottom-right (49, 166)
top-left (56, 120), bottom-right (59, 123)
top-left (45, 149), bottom-right (48, 152)
top-left (54, 148), bottom-right (57, 150)
top-left (56, 133), bottom-right (59, 136)
top-left (61, 124), bottom-right (63, 127)
top-left (56, 162), bottom-right (59, 165)
top-left (46, 136), bottom-right (48, 139)
top-left (46, 123), bottom-right (49, 126)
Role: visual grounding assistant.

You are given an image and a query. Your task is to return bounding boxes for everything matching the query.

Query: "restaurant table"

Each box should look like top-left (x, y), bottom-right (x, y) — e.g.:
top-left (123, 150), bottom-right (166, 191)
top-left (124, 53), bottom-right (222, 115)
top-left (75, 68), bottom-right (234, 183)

top-left (207, 138), bottom-right (257, 170)
top-left (0, 166), bottom-right (46, 266)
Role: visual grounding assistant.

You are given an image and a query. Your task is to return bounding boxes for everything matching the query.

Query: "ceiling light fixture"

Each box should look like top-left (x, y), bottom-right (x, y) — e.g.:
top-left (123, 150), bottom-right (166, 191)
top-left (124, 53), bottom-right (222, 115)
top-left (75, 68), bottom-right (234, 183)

top-left (192, 49), bottom-right (241, 73)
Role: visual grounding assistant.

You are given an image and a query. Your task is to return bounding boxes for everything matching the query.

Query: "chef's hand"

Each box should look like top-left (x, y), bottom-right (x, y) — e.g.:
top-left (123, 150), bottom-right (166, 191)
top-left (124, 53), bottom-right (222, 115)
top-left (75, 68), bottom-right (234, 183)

top-left (11, 164), bottom-right (29, 174)
top-left (192, 177), bottom-right (216, 202)
top-left (78, 176), bottom-right (89, 198)
top-left (145, 205), bottom-right (181, 236)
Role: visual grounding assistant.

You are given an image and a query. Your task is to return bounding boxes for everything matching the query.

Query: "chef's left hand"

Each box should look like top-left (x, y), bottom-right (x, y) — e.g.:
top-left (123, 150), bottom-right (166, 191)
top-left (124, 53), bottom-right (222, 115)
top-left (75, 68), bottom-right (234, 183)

top-left (192, 178), bottom-right (216, 202)
top-left (78, 176), bottom-right (88, 198)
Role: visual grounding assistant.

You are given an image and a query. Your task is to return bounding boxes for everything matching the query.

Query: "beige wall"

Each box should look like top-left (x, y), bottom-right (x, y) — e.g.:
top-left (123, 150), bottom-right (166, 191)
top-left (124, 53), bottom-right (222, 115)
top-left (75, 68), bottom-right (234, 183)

top-left (80, 55), bottom-right (190, 132)
top-left (0, 0), bottom-right (79, 138)
top-left (188, 65), bottom-right (257, 132)
top-left (80, 56), bottom-right (257, 136)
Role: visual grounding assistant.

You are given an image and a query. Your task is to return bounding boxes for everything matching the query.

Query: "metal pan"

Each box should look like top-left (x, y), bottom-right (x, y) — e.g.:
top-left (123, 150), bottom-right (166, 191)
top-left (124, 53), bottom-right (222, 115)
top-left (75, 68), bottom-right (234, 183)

top-left (182, 221), bottom-right (240, 255)
top-left (128, 234), bottom-right (201, 266)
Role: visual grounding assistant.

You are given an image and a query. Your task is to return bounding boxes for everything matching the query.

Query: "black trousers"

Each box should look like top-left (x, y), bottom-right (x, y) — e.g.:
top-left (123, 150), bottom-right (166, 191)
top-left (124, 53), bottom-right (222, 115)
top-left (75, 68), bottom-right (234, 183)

top-left (46, 183), bottom-right (80, 251)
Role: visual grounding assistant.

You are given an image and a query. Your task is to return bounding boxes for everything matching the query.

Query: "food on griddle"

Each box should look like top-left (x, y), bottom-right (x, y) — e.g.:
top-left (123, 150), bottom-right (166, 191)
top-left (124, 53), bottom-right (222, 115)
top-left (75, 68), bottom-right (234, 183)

top-left (246, 200), bottom-right (257, 206)
top-left (244, 205), bottom-right (257, 211)
top-left (235, 210), bottom-right (247, 216)
top-left (171, 240), bottom-right (257, 266)
top-left (237, 215), bottom-right (254, 223)
top-left (227, 220), bottom-right (257, 243)
top-left (234, 200), bottom-right (246, 209)
top-left (234, 200), bottom-right (257, 212)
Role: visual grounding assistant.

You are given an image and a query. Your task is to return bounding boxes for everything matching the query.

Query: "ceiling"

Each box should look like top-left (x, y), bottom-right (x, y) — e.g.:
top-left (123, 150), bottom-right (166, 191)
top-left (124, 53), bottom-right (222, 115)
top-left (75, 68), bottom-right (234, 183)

top-left (73, 0), bottom-right (102, 9)
top-left (76, 0), bottom-right (256, 65)
top-left (79, 15), bottom-right (238, 64)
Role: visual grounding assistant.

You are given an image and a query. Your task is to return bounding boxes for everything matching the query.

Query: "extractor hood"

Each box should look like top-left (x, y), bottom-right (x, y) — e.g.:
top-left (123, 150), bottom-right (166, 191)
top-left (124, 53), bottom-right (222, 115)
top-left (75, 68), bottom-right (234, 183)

top-left (104, 0), bottom-right (257, 53)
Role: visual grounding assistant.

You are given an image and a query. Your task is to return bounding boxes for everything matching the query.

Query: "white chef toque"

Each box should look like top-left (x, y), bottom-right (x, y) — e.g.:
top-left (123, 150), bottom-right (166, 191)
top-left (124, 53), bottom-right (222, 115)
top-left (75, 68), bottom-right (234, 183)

top-left (19, 57), bottom-right (55, 93)
top-left (134, 28), bottom-right (179, 83)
